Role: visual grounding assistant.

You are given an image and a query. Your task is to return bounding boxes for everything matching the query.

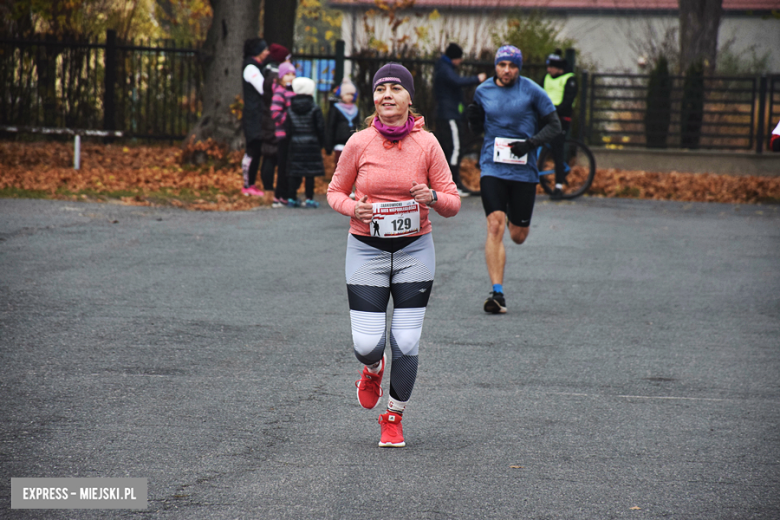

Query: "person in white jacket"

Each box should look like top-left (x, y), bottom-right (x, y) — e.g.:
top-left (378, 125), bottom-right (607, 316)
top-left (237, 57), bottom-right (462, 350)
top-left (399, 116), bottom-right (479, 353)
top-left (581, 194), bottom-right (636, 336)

top-left (240, 38), bottom-right (270, 196)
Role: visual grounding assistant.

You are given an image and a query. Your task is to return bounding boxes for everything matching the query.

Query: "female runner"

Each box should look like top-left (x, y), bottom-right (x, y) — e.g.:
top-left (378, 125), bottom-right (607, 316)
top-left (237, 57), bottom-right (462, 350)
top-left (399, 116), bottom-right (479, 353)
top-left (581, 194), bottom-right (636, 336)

top-left (327, 63), bottom-right (460, 447)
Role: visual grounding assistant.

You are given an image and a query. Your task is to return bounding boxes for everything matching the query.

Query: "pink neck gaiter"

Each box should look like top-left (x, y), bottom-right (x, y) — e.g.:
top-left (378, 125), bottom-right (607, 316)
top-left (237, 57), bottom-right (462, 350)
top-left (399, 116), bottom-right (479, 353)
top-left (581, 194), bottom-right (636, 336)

top-left (373, 115), bottom-right (415, 142)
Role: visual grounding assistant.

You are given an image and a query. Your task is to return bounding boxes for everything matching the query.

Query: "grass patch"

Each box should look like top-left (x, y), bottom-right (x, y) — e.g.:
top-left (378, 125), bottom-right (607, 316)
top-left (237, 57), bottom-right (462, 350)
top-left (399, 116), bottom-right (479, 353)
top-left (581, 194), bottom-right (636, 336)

top-left (614, 186), bottom-right (642, 198)
top-left (0, 187), bottom-right (51, 199)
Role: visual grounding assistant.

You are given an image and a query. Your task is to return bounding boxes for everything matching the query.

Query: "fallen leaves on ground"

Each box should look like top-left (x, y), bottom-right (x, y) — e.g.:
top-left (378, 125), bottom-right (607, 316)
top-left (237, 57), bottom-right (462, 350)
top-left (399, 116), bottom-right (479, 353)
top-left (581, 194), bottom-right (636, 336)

top-left (461, 158), bottom-right (780, 205)
top-left (0, 140), bottom-right (335, 211)
top-left (2, 141), bottom-right (778, 211)
top-left (587, 168), bottom-right (780, 204)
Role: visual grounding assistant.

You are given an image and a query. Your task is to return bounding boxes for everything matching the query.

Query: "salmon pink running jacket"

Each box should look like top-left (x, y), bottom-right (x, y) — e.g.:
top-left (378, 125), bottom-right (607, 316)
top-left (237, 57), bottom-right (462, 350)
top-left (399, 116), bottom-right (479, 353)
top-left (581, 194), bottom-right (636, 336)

top-left (327, 116), bottom-right (461, 236)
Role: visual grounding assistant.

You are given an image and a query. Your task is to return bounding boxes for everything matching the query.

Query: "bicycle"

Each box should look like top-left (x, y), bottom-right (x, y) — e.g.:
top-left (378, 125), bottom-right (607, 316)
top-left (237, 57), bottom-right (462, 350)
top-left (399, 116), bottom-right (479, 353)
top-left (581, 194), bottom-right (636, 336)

top-left (460, 137), bottom-right (596, 200)
top-left (536, 138), bottom-right (596, 200)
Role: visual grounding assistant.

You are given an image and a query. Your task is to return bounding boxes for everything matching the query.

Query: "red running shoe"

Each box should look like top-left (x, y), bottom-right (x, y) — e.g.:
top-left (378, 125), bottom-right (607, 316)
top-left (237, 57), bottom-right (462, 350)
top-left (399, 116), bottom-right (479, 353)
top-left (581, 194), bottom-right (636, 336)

top-left (378, 412), bottom-right (405, 448)
top-left (355, 354), bottom-right (385, 409)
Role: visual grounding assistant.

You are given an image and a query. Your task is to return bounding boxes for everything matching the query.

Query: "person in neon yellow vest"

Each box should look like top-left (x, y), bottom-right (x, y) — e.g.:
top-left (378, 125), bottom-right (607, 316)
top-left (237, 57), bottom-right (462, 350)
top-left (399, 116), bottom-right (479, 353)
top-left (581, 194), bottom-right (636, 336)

top-left (543, 49), bottom-right (578, 200)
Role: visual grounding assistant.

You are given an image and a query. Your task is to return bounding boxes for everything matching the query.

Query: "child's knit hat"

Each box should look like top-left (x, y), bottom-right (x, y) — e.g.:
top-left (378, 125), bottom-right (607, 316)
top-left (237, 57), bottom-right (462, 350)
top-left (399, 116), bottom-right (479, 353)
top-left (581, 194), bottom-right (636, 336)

top-left (339, 77), bottom-right (357, 97)
top-left (278, 62), bottom-right (296, 78)
top-left (292, 77), bottom-right (316, 96)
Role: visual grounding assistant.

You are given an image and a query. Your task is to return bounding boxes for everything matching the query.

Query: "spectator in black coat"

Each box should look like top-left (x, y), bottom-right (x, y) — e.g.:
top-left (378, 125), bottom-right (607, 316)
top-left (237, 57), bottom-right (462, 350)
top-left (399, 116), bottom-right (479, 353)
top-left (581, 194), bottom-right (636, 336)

top-left (433, 42), bottom-right (486, 197)
top-left (241, 38), bottom-right (270, 197)
top-left (325, 77), bottom-right (360, 168)
top-left (286, 77), bottom-right (325, 208)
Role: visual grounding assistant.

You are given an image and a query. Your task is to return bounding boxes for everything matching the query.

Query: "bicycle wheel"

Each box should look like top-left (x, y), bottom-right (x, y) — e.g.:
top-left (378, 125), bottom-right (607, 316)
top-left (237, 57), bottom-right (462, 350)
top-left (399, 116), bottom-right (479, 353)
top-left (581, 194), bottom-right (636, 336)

top-left (537, 138), bottom-right (596, 200)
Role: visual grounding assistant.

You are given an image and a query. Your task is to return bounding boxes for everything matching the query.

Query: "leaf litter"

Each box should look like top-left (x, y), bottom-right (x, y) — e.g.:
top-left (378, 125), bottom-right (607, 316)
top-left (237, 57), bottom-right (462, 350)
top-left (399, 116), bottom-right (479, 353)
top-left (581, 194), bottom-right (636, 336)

top-left (2, 141), bottom-right (778, 210)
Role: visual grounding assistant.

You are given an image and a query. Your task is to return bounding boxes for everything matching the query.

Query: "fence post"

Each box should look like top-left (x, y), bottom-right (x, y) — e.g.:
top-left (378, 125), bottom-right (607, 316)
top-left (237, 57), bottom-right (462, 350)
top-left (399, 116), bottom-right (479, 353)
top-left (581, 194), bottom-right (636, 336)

top-left (74, 135), bottom-right (81, 170)
top-left (334, 39), bottom-right (345, 86)
top-left (579, 71), bottom-right (588, 143)
top-left (756, 75), bottom-right (767, 154)
top-left (565, 48), bottom-right (576, 72)
top-left (104, 29), bottom-right (117, 137)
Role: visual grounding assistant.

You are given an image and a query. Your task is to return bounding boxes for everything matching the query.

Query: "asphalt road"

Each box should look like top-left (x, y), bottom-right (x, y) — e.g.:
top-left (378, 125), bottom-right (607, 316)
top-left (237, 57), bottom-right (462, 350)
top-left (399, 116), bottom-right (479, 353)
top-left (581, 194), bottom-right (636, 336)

top-left (1, 195), bottom-right (779, 519)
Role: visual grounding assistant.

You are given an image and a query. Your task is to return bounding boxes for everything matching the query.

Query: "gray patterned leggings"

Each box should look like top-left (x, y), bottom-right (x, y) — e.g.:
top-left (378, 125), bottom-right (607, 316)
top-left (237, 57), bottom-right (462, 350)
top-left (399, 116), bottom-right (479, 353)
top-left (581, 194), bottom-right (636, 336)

top-left (345, 233), bottom-right (435, 402)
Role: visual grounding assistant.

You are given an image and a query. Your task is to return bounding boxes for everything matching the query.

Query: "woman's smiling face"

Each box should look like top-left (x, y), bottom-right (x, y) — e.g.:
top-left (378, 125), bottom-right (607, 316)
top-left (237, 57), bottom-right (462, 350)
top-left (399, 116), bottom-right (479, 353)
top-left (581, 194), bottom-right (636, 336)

top-left (373, 83), bottom-right (411, 125)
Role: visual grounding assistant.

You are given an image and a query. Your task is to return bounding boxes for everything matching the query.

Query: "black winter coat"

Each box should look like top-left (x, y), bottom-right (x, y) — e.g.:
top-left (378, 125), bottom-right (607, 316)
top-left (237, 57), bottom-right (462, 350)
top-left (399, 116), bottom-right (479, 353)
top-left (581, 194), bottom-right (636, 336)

top-left (260, 61), bottom-right (281, 144)
top-left (241, 57), bottom-right (266, 143)
top-left (285, 95), bottom-right (325, 177)
top-left (324, 103), bottom-right (360, 154)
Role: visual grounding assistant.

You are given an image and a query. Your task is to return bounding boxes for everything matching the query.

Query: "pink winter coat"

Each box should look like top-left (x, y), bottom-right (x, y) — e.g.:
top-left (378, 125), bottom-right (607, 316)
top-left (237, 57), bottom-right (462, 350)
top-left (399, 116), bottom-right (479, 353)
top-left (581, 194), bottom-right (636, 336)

top-left (327, 116), bottom-right (460, 237)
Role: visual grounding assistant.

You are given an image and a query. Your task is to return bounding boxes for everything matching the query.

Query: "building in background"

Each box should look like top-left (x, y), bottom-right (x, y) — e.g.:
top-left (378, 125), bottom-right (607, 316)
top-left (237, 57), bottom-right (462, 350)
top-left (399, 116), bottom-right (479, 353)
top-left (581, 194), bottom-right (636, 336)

top-left (328, 0), bottom-right (780, 73)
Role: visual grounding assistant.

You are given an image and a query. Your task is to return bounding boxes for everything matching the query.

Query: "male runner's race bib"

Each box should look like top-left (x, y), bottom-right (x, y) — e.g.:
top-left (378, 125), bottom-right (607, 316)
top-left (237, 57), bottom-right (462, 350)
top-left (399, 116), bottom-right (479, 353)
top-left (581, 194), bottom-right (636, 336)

top-left (370, 200), bottom-right (420, 238)
top-left (493, 137), bottom-right (527, 165)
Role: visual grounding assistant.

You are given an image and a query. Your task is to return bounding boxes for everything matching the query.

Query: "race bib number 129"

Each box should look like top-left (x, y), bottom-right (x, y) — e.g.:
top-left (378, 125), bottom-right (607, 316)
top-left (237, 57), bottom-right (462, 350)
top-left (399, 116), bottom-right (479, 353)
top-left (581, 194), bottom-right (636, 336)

top-left (371, 200), bottom-right (421, 238)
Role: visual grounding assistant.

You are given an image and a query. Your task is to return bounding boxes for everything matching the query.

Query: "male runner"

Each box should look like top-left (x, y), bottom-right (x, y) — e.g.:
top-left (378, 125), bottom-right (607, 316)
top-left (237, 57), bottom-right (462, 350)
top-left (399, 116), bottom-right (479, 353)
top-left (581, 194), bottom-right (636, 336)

top-left (466, 45), bottom-right (562, 314)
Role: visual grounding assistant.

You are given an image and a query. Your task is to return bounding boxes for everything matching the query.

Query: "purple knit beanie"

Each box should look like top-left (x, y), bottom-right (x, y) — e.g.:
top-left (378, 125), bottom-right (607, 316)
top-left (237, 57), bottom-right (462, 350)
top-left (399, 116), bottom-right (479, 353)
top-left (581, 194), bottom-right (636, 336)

top-left (278, 62), bottom-right (296, 78)
top-left (372, 63), bottom-right (415, 102)
top-left (495, 45), bottom-right (523, 71)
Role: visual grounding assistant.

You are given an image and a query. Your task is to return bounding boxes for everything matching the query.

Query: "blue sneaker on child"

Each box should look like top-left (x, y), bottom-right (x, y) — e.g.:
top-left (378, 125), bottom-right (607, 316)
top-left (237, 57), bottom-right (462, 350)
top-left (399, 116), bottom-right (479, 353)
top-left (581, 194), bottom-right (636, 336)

top-left (287, 198), bottom-right (301, 208)
top-left (304, 199), bottom-right (320, 208)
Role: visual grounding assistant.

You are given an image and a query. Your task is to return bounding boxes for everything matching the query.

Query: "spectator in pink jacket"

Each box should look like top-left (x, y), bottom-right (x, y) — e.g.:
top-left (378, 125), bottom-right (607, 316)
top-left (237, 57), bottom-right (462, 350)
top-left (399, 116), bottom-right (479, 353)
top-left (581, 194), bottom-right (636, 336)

top-left (264, 61), bottom-right (296, 207)
top-left (327, 63), bottom-right (460, 449)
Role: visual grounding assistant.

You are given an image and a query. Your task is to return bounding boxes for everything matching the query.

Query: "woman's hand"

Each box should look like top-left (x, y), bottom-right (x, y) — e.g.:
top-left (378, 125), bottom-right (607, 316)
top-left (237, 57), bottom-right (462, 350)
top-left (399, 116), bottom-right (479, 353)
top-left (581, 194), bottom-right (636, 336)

top-left (410, 182), bottom-right (434, 206)
top-left (354, 195), bottom-right (373, 223)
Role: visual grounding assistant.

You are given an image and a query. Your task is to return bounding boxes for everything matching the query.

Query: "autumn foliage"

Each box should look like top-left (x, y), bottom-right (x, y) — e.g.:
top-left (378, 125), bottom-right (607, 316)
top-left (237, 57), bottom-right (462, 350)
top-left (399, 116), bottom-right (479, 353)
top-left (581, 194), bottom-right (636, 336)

top-left (0, 140), bottom-right (335, 211)
top-left (459, 158), bottom-right (780, 205)
top-left (1, 140), bottom-right (778, 210)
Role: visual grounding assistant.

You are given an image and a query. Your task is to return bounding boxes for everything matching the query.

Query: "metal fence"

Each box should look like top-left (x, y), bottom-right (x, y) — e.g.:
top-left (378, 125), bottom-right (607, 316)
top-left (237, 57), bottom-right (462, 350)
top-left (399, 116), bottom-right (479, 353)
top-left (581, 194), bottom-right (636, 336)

top-left (0, 34), bottom-right (548, 143)
top-left (2, 33), bottom-right (778, 153)
top-left (767, 75), bottom-right (780, 152)
top-left (1, 36), bottom-right (104, 131)
top-left (112, 37), bottom-right (203, 139)
top-left (0, 32), bottom-right (202, 140)
top-left (583, 72), bottom-right (780, 153)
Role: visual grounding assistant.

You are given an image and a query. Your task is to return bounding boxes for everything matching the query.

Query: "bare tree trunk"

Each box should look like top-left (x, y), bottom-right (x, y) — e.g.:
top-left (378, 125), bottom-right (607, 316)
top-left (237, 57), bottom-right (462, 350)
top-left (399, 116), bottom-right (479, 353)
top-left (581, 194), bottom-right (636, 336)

top-left (188, 0), bottom-right (262, 150)
top-left (263, 0), bottom-right (297, 51)
top-left (679, 0), bottom-right (722, 73)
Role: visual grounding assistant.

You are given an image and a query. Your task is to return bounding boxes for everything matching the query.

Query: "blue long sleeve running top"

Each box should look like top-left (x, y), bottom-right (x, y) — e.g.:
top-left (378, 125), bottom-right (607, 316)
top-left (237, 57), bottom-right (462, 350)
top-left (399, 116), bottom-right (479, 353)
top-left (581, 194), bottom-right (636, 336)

top-left (473, 76), bottom-right (556, 183)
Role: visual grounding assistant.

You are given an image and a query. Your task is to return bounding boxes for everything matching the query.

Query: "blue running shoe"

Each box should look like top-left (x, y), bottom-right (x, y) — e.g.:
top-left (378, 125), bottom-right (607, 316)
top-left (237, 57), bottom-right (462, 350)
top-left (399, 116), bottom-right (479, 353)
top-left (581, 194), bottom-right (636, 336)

top-left (304, 199), bottom-right (320, 208)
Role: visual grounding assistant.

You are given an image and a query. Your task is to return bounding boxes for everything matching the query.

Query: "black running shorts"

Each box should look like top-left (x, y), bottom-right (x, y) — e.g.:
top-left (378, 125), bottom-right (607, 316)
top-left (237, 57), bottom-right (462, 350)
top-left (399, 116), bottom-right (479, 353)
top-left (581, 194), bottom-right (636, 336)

top-left (480, 175), bottom-right (537, 228)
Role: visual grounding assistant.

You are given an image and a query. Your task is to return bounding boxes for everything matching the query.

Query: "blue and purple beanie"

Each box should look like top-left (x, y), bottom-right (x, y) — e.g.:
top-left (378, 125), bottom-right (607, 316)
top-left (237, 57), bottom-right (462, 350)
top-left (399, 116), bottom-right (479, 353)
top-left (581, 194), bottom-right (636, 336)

top-left (495, 45), bottom-right (523, 71)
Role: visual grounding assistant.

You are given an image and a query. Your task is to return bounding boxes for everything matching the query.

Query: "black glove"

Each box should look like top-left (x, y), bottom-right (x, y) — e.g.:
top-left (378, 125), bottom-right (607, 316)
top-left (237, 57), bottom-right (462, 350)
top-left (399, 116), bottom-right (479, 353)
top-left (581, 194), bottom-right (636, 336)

top-left (510, 139), bottom-right (536, 158)
top-left (466, 102), bottom-right (485, 135)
